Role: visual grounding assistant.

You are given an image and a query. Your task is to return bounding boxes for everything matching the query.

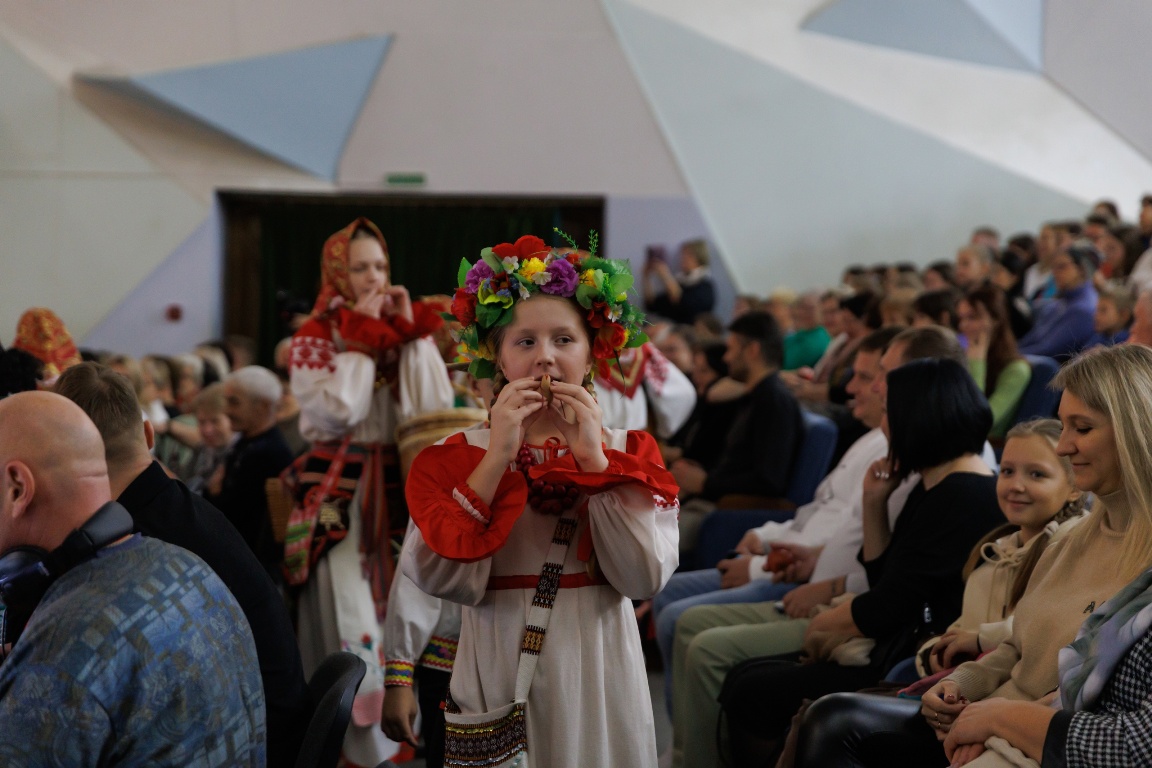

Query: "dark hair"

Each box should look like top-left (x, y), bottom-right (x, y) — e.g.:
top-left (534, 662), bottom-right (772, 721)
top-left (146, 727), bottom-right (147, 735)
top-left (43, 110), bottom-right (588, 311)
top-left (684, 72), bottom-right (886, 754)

top-left (1005, 233), bottom-right (1037, 266)
top-left (839, 291), bottom-right (876, 320)
top-left (963, 283), bottom-right (1021, 398)
top-left (996, 249), bottom-right (1027, 280)
top-left (1093, 200), bottom-right (1120, 220)
top-left (1104, 224), bottom-right (1145, 280)
top-left (727, 311), bottom-right (784, 368)
top-left (857, 326), bottom-right (904, 355)
top-left (1062, 239), bottom-right (1102, 276)
top-left (890, 326), bottom-right (966, 368)
top-left (886, 358), bottom-right (991, 476)
top-left (894, 262), bottom-right (920, 275)
top-left (1085, 212), bottom-right (1117, 228)
top-left (54, 362), bottom-right (146, 466)
top-left (912, 288), bottom-right (960, 328)
top-left (922, 260), bottom-right (957, 286)
top-left (0, 347), bottom-right (43, 399)
top-left (698, 341), bottom-right (729, 379)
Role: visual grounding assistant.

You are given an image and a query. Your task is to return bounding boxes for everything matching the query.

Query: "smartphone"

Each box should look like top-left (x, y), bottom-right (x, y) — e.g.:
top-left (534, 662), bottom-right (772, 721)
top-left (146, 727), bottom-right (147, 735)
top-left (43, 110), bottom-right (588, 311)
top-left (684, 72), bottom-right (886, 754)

top-left (645, 245), bottom-right (667, 264)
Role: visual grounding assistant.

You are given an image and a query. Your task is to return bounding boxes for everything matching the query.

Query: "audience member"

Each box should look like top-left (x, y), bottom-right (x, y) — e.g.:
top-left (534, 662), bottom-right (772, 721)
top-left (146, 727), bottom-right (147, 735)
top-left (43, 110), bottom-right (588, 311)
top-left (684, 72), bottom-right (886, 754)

top-left (970, 226), bottom-right (1001, 249)
top-left (0, 345), bottom-right (42, 398)
top-left (666, 326), bottom-right (975, 768)
top-left (991, 245), bottom-right (1035, 340)
top-left (1096, 223), bottom-right (1144, 284)
top-left (670, 311), bottom-right (803, 552)
top-left (654, 328), bottom-right (898, 713)
top-left (795, 344), bottom-right (1152, 768)
top-left (665, 341), bottom-right (742, 471)
top-left (784, 292), bottom-right (832, 370)
top-left (1087, 283), bottom-right (1134, 349)
top-left (719, 358), bottom-right (1002, 766)
top-left (54, 362), bottom-right (306, 767)
top-left (0, 391), bottom-right (265, 766)
top-left (654, 324), bottom-right (697, 375)
top-left (204, 365), bottom-right (294, 583)
top-left (643, 239), bottom-right (716, 324)
top-left (1128, 288), bottom-right (1152, 346)
top-left (912, 288), bottom-right (960, 329)
top-left (954, 244), bottom-right (996, 290)
top-left (183, 382), bottom-right (235, 493)
top-left (1017, 241), bottom-right (1100, 361)
top-left (922, 261), bottom-right (958, 292)
top-left (958, 284), bottom-right (1031, 438)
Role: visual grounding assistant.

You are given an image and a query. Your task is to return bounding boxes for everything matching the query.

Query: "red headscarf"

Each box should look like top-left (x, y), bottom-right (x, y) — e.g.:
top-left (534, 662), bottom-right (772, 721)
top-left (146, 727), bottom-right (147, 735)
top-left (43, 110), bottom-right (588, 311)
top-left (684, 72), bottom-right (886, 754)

top-left (11, 308), bottom-right (81, 381)
top-left (312, 217), bottom-right (390, 315)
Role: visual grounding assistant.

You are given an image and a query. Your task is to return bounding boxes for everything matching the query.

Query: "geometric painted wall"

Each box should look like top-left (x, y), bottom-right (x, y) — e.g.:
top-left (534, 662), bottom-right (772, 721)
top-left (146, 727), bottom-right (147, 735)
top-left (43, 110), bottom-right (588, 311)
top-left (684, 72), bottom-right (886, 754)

top-left (609, 0), bottom-right (1088, 292)
top-left (4, 0), bottom-right (1152, 358)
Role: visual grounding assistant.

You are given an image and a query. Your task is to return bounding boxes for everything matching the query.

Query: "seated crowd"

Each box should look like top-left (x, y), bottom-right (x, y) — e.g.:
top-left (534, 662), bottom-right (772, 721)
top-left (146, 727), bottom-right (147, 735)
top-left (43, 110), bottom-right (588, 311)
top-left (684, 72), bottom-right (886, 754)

top-left (2, 197), bottom-right (1152, 767)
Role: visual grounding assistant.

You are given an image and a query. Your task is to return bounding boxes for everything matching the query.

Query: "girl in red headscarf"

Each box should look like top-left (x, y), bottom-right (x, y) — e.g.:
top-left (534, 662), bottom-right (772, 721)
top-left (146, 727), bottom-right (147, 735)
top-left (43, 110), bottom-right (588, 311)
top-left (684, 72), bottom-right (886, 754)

top-left (288, 218), bottom-right (453, 766)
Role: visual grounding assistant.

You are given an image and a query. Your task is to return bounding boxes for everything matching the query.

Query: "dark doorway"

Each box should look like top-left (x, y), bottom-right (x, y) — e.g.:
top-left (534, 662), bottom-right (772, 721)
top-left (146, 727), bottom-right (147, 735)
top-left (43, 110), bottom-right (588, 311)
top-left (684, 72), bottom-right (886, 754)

top-left (218, 190), bottom-right (604, 364)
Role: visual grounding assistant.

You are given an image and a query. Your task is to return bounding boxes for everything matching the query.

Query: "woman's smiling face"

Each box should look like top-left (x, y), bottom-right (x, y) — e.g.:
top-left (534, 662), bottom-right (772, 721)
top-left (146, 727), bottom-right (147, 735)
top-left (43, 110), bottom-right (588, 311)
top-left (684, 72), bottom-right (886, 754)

top-left (1056, 390), bottom-right (1123, 496)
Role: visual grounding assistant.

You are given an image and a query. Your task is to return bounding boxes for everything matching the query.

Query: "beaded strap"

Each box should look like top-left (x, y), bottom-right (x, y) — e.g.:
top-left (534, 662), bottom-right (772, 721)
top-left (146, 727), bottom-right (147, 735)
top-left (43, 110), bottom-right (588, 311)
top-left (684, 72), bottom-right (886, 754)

top-left (511, 506), bottom-right (580, 702)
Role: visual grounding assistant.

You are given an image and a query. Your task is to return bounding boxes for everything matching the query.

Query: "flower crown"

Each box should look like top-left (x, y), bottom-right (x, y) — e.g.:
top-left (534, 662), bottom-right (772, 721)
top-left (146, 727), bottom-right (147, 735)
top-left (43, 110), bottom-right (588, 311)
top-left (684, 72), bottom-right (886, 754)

top-left (446, 229), bottom-right (649, 379)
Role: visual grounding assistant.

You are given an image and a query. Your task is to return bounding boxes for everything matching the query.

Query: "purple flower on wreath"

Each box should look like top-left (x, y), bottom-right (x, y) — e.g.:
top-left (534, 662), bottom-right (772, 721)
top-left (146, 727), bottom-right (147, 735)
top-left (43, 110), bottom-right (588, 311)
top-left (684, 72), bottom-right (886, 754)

top-left (465, 261), bottom-right (495, 293)
top-left (541, 258), bottom-right (578, 296)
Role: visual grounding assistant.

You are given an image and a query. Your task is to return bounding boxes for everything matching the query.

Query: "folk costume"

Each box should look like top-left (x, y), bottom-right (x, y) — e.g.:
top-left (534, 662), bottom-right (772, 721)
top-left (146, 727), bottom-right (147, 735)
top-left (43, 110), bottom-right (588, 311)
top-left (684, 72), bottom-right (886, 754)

top-left (594, 341), bottom-right (695, 438)
top-left (289, 218), bottom-right (453, 766)
top-left (11, 307), bottom-right (81, 384)
top-left (404, 234), bottom-right (680, 767)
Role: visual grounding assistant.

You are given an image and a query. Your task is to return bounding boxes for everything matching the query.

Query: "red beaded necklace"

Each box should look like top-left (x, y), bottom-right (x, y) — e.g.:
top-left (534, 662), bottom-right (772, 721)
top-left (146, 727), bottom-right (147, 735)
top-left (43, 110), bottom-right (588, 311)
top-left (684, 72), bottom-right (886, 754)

top-left (515, 439), bottom-right (580, 516)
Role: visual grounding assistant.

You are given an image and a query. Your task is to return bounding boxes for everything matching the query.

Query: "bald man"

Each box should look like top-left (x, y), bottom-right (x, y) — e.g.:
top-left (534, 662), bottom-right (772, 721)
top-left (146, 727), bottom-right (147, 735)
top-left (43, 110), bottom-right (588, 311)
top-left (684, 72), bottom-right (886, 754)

top-left (0, 391), bottom-right (266, 767)
top-left (55, 361), bottom-right (306, 767)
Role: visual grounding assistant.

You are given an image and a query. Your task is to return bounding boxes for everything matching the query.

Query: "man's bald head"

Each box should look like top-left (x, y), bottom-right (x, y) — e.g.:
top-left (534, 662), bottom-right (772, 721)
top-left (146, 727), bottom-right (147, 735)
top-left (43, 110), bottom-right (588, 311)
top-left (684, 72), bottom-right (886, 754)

top-left (0, 391), bottom-right (111, 552)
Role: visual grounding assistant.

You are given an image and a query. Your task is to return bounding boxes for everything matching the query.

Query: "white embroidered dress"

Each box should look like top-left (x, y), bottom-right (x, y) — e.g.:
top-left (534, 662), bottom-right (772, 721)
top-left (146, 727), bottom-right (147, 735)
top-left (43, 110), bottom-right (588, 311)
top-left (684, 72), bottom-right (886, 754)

top-left (291, 307), bottom-right (454, 767)
top-left (403, 427), bottom-right (679, 767)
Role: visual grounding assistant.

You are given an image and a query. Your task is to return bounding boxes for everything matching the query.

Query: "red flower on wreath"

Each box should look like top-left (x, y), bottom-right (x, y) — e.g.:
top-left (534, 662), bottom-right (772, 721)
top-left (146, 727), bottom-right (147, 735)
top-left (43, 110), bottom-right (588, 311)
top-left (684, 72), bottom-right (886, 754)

top-left (586, 301), bottom-right (611, 329)
top-left (593, 323), bottom-right (627, 359)
top-left (491, 235), bottom-right (549, 261)
top-left (451, 287), bottom-right (478, 325)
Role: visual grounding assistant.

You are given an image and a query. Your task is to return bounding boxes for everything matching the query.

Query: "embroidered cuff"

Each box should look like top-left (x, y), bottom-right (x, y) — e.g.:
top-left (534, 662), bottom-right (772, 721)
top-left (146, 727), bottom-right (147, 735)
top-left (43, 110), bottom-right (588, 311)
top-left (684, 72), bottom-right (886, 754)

top-left (419, 636), bottom-right (458, 672)
top-left (384, 660), bottom-right (415, 687)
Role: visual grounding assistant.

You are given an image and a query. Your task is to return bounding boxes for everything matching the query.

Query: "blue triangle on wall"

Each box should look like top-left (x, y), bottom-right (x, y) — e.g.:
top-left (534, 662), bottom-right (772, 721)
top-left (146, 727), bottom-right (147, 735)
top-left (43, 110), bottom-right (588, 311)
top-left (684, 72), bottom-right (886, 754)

top-left (802, 0), bottom-right (1038, 72)
top-left (79, 36), bottom-right (391, 180)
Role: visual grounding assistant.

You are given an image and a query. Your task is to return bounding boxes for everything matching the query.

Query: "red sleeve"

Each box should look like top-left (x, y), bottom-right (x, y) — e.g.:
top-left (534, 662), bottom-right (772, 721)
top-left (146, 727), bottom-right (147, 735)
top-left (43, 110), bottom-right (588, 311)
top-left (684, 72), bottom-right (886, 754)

top-left (391, 300), bottom-right (444, 341)
top-left (527, 430), bottom-right (679, 500)
top-left (337, 309), bottom-right (406, 353)
top-left (405, 439), bottom-right (527, 563)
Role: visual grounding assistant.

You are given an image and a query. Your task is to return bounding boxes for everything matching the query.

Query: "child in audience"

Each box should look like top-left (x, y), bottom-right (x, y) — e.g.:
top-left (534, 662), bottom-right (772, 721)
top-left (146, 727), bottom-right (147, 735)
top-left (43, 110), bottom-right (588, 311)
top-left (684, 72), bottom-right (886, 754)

top-left (917, 419), bottom-right (1085, 677)
top-left (1086, 282), bottom-right (1134, 349)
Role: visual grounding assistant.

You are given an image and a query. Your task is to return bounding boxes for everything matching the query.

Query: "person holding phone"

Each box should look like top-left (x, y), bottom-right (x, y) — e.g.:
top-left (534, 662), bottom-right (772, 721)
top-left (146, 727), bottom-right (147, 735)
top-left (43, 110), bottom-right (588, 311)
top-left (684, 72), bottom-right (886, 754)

top-left (644, 239), bottom-right (716, 324)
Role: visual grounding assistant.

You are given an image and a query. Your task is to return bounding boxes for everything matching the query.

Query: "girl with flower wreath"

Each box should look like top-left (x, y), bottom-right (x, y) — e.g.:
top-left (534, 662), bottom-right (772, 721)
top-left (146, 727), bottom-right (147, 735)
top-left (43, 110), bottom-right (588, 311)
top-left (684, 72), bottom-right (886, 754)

top-left (403, 233), bottom-right (681, 767)
top-left (288, 218), bottom-right (454, 766)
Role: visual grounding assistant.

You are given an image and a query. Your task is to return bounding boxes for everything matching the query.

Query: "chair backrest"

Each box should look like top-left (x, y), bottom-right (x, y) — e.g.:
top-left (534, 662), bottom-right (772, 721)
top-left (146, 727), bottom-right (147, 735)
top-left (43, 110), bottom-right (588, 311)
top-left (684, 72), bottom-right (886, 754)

top-left (1013, 355), bottom-right (1062, 423)
top-left (785, 410), bottom-right (838, 508)
top-left (295, 651), bottom-right (368, 768)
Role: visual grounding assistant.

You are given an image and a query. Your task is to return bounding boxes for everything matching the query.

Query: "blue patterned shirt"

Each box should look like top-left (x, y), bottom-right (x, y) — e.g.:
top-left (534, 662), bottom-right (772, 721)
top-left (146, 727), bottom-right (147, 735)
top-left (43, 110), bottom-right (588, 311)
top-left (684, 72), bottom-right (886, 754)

top-left (0, 536), bottom-right (266, 767)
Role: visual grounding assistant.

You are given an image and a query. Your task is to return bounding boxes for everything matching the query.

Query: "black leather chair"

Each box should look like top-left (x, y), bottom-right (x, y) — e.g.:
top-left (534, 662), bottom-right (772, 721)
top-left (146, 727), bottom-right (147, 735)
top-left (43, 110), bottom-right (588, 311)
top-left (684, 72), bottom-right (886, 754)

top-left (294, 651), bottom-right (368, 768)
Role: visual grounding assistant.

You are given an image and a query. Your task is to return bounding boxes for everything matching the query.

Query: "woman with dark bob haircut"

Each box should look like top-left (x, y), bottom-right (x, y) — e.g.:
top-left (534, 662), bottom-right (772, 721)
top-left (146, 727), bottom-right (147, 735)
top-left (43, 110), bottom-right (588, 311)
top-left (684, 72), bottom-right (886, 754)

top-left (717, 358), bottom-right (1003, 766)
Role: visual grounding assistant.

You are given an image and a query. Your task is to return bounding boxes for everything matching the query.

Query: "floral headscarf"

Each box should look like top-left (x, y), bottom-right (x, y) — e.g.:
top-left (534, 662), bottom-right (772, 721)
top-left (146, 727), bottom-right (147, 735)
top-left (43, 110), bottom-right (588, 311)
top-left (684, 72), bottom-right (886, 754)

top-left (11, 308), bottom-right (81, 381)
top-left (312, 217), bottom-right (390, 315)
top-left (446, 231), bottom-right (648, 379)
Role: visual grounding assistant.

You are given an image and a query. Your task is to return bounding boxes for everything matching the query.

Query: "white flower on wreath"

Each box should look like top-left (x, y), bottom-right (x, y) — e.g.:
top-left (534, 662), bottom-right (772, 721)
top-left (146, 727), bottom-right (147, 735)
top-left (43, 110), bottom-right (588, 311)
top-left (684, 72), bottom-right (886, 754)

top-left (518, 282), bottom-right (532, 300)
top-left (501, 256), bottom-right (520, 273)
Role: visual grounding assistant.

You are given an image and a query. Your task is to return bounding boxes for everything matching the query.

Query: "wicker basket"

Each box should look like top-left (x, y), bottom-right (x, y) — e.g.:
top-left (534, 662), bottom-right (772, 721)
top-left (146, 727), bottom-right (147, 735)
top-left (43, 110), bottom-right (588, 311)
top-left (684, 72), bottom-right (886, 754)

top-left (397, 407), bottom-right (488, 481)
top-left (265, 477), bottom-right (294, 544)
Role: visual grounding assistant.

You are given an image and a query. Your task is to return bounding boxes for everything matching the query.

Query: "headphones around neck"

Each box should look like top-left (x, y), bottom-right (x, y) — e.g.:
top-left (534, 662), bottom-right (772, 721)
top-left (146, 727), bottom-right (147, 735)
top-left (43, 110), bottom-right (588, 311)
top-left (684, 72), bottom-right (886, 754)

top-left (0, 501), bottom-right (135, 648)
